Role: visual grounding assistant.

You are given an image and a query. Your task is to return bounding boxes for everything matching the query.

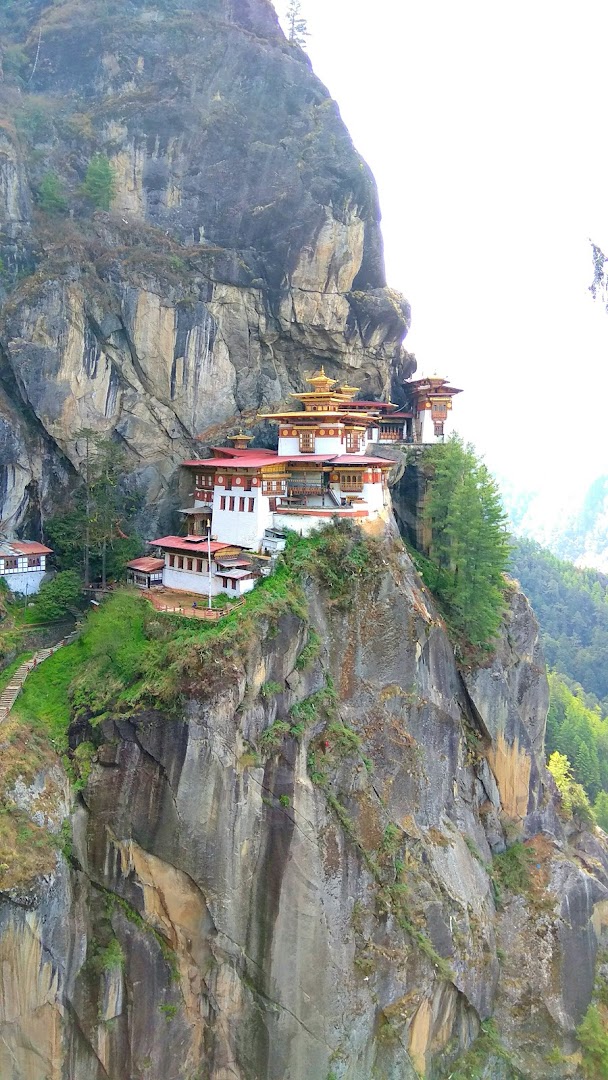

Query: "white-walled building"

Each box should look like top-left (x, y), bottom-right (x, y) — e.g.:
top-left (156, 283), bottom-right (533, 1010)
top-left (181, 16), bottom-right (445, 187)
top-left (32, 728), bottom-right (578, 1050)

top-left (146, 535), bottom-right (257, 598)
top-left (143, 369), bottom-right (463, 596)
top-left (0, 540), bottom-right (52, 595)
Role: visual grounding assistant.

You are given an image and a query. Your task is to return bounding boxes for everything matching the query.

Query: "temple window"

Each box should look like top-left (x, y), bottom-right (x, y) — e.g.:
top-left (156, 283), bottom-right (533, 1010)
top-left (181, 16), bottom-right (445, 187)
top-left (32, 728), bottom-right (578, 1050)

top-left (239, 497), bottom-right (245, 512)
top-left (229, 496), bottom-right (236, 511)
top-left (299, 431), bottom-right (314, 452)
top-left (220, 496), bottom-right (226, 510)
top-left (248, 498), bottom-right (255, 512)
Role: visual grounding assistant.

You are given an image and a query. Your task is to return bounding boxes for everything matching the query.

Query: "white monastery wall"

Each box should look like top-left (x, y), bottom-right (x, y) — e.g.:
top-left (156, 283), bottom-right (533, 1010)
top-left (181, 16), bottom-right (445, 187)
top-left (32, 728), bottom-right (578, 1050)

top-left (277, 437), bottom-right (300, 455)
top-left (212, 487), bottom-right (272, 549)
top-left (163, 567), bottom-right (220, 596)
top-left (313, 436), bottom-right (344, 455)
top-left (361, 481), bottom-right (387, 515)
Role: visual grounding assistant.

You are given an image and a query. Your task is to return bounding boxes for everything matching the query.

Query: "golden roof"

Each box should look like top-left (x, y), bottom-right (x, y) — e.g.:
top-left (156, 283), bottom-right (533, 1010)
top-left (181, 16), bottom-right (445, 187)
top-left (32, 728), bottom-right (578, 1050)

top-left (305, 366), bottom-right (337, 390)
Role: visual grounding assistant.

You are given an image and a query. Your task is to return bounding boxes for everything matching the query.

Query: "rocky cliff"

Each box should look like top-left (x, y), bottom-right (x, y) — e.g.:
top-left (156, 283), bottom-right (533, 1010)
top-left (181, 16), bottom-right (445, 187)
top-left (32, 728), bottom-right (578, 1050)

top-left (0, 0), bottom-right (412, 536)
top-left (1, 524), bottom-right (607, 1080)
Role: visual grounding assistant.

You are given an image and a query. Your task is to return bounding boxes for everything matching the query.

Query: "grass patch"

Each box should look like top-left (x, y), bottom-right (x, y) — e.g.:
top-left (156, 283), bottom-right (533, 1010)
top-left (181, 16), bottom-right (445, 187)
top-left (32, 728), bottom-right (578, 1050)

top-left (491, 842), bottom-right (534, 901)
top-left (6, 526), bottom-right (375, 744)
top-left (13, 642), bottom-right (82, 751)
top-left (295, 628), bottom-right (322, 671)
top-left (0, 803), bottom-right (57, 892)
top-left (0, 651), bottom-right (34, 692)
top-left (259, 680), bottom-right (282, 699)
top-left (444, 1019), bottom-right (525, 1079)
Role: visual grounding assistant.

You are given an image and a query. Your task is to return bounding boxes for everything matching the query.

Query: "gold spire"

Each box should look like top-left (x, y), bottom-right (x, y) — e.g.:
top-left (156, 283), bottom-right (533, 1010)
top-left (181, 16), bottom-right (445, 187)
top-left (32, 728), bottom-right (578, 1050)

top-left (306, 367), bottom-right (337, 391)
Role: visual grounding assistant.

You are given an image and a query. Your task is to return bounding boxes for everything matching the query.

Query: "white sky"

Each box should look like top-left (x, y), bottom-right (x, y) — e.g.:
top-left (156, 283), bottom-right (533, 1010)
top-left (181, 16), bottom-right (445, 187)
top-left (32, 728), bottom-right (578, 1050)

top-left (274, 0), bottom-right (608, 502)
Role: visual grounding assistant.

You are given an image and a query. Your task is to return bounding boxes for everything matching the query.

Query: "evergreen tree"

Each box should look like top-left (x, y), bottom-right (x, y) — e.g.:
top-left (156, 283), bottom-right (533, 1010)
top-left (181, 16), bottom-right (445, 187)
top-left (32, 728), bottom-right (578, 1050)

top-left (37, 171), bottom-right (68, 214)
top-left (421, 436), bottom-right (511, 650)
top-left (31, 570), bottom-right (81, 622)
top-left (46, 432), bottom-right (141, 586)
top-left (594, 791), bottom-right (608, 832)
top-left (81, 154), bottom-right (116, 210)
top-left (286, 0), bottom-right (308, 46)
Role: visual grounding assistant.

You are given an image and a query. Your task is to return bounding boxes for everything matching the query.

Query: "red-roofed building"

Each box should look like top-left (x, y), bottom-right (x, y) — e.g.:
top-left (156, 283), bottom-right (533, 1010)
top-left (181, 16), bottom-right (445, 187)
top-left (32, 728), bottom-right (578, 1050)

top-left (0, 539), bottom-right (52, 594)
top-left (145, 370), bottom-right (463, 596)
top-left (126, 557), bottom-right (165, 589)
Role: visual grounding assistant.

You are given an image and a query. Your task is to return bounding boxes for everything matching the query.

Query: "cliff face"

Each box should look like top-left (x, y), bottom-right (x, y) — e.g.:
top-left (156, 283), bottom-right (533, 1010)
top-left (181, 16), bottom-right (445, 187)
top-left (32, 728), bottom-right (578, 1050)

top-left (1, 531), bottom-right (607, 1080)
top-left (0, 0), bottom-right (412, 534)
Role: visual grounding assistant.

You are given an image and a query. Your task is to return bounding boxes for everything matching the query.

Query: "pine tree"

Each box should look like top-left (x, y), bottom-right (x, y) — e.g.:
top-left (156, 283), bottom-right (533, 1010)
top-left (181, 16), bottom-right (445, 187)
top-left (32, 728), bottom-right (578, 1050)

top-left (286, 0), bottom-right (308, 47)
top-left (422, 436), bottom-right (511, 650)
top-left (37, 171), bottom-right (68, 214)
top-left (81, 154), bottom-right (116, 211)
top-left (594, 791), bottom-right (608, 831)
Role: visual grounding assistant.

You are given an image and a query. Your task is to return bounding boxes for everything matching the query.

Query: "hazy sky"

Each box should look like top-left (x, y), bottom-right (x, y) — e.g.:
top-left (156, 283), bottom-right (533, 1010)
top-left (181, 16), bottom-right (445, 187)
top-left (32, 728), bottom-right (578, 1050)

top-left (274, 0), bottom-right (608, 500)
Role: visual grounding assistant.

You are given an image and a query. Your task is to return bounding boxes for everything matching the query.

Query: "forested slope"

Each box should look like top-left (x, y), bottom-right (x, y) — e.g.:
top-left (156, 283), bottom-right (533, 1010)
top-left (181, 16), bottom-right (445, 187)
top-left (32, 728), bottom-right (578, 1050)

top-left (510, 538), bottom-right (608, 710)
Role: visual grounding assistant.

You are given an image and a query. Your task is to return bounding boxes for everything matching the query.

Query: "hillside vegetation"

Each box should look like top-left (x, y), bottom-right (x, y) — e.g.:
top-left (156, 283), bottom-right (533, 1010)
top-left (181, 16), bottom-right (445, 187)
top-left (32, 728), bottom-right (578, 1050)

top-left (411, 437), bottom-right (511, 656)
top-left (510, 538), bottom-right (608, 819)
top-left (510, 538), bottom-right (608, 709)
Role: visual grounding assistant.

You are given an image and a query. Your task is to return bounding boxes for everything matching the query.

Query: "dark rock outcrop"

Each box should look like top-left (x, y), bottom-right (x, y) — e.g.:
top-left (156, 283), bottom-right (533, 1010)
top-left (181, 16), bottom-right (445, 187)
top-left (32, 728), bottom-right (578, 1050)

top-left (0, 0), bottom-right (413, 534)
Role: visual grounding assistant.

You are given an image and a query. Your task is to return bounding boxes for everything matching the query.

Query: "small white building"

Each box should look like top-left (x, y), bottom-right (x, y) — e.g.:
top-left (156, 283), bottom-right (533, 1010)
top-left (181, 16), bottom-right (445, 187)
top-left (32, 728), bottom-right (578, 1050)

top-left (0, 540), bottom-right (52, 595)
top-left (126, 557), bottom-right (165, 589)
top-left (148, 536), bottom-right (257, 599)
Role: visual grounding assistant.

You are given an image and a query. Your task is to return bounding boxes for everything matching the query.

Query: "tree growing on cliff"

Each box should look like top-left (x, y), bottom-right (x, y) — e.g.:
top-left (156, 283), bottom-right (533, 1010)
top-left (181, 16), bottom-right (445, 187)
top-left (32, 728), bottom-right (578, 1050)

top-left (37, 171), bottom-right (68, 214)
top-left (81, 154), bottom-right (116, 211)
top-left (46, 433), bottom-right (141, 587)
top-left (286, 0), bottom-right (308, 46)
top-left (421, 436), bottom-right (511, 651)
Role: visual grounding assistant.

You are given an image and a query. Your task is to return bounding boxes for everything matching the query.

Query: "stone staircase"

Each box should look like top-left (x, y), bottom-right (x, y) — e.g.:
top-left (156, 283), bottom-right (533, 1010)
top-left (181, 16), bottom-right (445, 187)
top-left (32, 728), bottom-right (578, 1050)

top-left (0, 635), bottom-right (78, 724)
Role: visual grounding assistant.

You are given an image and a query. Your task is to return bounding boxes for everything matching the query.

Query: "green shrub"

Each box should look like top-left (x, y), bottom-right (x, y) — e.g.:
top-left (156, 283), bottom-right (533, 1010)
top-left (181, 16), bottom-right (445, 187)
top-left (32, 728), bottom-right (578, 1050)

top-left (3, 45), bottom-right (29, 78)
top-left (259, 719), bottom-right (291, 754)
top-left (259, 680), bottom-right (282, 699)
top-left (577, 1005), bottom-right (608, 1079)
top-left (81, 154), bottom-right (116, 210)
top-left (37, 171), bottom-right (68, 214)
top-left (548, 751), bottom-right (595, 826)
top-left (30, 570), bottom-right (81, 622)
top-left (295, 628), bottom-right (321, 670)
top-left (491, 842), bottom-right (534, 897)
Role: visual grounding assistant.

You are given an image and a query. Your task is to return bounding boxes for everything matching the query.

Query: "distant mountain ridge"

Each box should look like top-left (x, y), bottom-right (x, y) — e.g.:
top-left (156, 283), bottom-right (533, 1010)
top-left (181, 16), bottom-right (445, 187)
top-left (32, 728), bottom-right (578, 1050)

top-left (504, 474), bottom-right (608, 572)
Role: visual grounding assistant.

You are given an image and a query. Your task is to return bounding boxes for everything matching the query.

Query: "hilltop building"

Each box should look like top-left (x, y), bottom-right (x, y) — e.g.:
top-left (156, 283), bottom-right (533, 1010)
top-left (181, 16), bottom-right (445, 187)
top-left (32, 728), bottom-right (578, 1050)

top-left (138, 369), bottom-right (462, 599)
top-left (0, 540), bottom-right (52, 595)
top-left (372, 376), bottom-right (463, 444)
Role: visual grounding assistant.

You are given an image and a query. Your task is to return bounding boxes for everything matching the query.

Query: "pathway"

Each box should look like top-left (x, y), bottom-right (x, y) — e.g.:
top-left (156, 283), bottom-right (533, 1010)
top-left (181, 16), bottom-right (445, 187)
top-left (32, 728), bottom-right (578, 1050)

top-left (0, 632), bottom-right (79, 724)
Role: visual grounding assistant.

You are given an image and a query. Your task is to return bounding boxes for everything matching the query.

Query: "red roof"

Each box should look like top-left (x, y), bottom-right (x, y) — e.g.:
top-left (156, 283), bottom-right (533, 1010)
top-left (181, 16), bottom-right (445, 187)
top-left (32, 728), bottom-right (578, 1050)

top-left (183, 454), bottom-right (290, 469)
top-left (127, 557), bottom-right (165, 573)
top-left (183, 450), bottom-right (396, 470)
top-left (10, 541), bottom-right (53, 556)
top-left (149, 536), bottom-right (232, 554)
top-left (332, 454), bottom-right (395, 465)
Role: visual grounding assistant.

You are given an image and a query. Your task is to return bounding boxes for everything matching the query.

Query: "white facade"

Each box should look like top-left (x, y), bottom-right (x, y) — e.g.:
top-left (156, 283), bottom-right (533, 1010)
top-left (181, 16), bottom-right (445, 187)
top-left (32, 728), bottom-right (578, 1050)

top-left (211, 485), bottom-right (274, 549)
top-left (0, 554), bottom-right (48, 595)
top-left (277, 436), bottom-right (301, 456)
top-left (311, 435), bottom-right (346, 455)
top-left (162, 558), bottom-right (255, 598)
top-left (361, 480), bottom-right (389, 515)
top-left (417, 409), bottom-right (456, 443)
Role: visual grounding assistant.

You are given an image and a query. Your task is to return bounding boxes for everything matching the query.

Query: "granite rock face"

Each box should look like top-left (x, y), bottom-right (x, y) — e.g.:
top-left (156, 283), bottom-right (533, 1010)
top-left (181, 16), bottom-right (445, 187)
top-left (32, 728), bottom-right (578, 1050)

top-left (0, 535), bottom-right (606, 1079)
top-left (0, 0), bottom-right (413, 534)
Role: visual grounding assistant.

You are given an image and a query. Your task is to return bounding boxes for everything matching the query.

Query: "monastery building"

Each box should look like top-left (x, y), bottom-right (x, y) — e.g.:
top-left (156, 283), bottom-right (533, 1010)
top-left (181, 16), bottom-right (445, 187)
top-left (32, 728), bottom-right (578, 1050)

top-left (134, 370), bottom-right (461, 599)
